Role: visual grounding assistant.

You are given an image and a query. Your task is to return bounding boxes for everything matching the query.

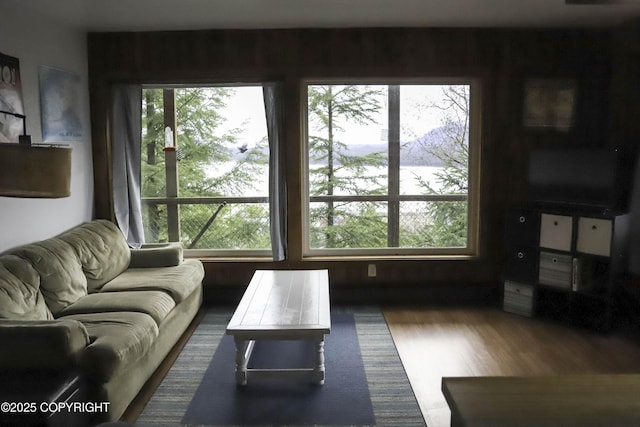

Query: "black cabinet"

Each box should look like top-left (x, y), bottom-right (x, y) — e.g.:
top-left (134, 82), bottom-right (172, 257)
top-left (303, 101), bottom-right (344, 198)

top-left (502, 207), bottom-right (629, 330)
top-left (502, 209), bottom-right (538, 317)
top-left (504, 209), bottom-right (539, 248)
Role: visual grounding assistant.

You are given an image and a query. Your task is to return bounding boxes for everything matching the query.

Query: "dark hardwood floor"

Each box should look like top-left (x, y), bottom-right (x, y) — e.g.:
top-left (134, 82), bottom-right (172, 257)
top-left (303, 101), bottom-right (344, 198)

top-left (122, 306), bottom-right (640, 427)
top-left (384, 307), bottom-right (640, 427)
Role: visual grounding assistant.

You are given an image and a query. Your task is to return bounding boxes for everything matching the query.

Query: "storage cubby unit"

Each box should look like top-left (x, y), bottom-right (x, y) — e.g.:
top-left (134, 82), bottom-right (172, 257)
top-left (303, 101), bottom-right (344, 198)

top-left (502, 207), bottom-right (630, 331)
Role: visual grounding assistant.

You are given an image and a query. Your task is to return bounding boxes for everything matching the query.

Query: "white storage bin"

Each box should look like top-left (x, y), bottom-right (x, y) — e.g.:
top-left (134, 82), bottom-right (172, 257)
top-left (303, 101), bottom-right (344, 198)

top-left (503, 281), bottom-right (534, 317)
top-left (539, 251), bottom-right (572, 289)
top-left (540, 213), bottom-right (573, 251)
top-left (577, 217), bottom-right (612, 257)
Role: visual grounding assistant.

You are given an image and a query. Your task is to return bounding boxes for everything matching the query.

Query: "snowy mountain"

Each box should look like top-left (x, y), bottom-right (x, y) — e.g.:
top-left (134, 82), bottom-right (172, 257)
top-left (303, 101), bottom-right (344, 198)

top-left (339, 125), bottom-right (463, 167)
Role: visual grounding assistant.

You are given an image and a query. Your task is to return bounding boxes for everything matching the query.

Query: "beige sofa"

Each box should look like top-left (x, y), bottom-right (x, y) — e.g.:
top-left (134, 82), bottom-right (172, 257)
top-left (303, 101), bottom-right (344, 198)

top-left (0, 220), bottom-right (204, 423)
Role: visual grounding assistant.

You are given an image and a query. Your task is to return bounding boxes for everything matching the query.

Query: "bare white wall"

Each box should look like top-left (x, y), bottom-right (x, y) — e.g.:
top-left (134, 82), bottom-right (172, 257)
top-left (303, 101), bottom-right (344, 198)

top-left (0, 6), bottom-right (94, 251)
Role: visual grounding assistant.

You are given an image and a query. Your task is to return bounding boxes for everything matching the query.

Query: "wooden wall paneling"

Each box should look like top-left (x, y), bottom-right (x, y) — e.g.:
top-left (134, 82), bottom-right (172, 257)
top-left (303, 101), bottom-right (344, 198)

top-left (610, 21), bottom-right (640, 155)
top-left (294, 29), bottom-right (327, 72)
top-left (87, 28), bottom-right (618, 302)
top-left (284, 76), bottom-right (304, 263)
top-left (88, 76), bottom-right (113, 220)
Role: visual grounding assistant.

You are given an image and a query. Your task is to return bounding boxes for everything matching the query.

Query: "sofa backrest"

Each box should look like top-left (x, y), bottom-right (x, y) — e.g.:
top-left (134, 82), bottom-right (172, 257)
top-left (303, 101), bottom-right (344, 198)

top-left (57, 220), bottom-right (131, 292)
top-left (3, 238), bottom-right (87, 316)
top-left (0, 255), bottom-right (54, 320)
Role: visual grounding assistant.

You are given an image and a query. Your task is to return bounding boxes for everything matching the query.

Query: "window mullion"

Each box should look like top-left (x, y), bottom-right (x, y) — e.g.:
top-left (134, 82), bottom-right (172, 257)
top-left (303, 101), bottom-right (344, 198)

top-left (388, 85), bottom-right (401, 248)
top-left (163, 88), bottom-right (181, 242)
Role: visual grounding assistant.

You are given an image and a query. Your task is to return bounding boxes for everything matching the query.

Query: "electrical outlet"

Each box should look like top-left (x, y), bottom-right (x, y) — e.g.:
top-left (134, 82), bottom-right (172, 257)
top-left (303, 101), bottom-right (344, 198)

top-left (367, 263), bottom-right (377, 277)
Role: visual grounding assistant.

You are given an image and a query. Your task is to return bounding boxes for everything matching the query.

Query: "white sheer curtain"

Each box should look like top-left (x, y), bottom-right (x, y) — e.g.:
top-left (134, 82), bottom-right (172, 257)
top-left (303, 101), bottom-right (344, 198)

top-left (263, 83), bottom-right (287, 261)
top-left (111, 84), bottom-right (145, 247)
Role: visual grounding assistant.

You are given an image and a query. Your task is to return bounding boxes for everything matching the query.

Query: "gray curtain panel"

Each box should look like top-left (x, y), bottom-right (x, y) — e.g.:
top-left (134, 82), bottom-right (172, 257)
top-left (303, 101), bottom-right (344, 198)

top-left (112, 84), bottom-right (145, 248)
top-left (263, 83), bottom-right (287, 261)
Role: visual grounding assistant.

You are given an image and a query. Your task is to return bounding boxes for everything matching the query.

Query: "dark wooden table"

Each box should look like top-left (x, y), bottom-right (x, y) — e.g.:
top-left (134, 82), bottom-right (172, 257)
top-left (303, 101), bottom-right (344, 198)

top-left (442, 374), bottom-right (640, 427)
top-left (0, 370), bottom-right (88, 427)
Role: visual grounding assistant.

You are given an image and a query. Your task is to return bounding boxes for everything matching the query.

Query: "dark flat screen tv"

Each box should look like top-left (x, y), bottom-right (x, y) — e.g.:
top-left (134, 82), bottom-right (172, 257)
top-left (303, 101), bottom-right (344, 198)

top-left (528, 148), bottom-right (629, 211)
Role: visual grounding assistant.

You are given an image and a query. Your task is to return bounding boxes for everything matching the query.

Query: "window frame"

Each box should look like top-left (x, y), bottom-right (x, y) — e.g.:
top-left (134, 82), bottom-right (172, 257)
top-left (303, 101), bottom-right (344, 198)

top-left (140, 83), bottom-right (274, 259)
top-left (301, 77), bottom-right (482, 259)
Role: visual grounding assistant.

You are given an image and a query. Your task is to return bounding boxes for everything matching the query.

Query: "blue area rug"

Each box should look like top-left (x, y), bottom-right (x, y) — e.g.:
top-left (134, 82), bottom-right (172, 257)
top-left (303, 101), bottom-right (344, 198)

top-left (136, 307), bottom-right (425, 426)
top-left (181, 312), bottom-right (376, 426)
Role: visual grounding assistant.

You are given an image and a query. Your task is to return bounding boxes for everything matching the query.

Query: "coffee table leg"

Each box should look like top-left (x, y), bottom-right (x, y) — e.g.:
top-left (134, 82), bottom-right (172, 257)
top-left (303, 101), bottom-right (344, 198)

top-left (234, 337), bottom-right (248, 385)
top-left (315, 337), bottom-right (326, 385)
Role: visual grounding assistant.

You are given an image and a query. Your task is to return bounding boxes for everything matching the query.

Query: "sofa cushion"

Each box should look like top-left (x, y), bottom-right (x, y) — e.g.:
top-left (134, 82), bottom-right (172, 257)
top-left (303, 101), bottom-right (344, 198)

top-left (5, 238), bottom-right (87, 315)
top-left (58, 311), bottom-right (159, 383)
top-left (57, 220), bottom-right (131, 293)
top-left (57, 291), bottom-right (176, 325)
top-left (0, 255), bottom-right (53, 320)
top-left (129, 243), bottom-right (183, 268)
top-left (100, 259), bottom-right (204, 303)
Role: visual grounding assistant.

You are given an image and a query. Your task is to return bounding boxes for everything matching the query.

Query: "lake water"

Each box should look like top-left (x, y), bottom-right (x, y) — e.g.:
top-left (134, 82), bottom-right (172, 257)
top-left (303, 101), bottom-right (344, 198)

top-left (207, 164), bottom-right (446, 196)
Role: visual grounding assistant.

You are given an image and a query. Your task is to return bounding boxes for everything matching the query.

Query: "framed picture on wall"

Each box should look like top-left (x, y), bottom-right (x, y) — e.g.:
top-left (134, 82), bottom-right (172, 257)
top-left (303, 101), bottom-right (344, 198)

top-left (39, 65), bottom-right (83, 142)
top-left (523, 79), bottom-right (577, 131)
top-left (0, 52), bottom-right (25, 143)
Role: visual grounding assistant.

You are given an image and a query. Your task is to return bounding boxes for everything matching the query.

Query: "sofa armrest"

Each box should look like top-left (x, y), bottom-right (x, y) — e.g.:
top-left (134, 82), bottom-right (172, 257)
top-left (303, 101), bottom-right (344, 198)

top-left (129, 242), bottom-right (184, 268)
top-left (0, 319), bottom-right (89, 369)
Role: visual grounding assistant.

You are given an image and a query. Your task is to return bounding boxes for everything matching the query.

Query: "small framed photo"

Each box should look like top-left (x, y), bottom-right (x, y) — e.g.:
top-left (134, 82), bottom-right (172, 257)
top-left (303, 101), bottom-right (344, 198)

top-left (523, 79), bottom-right (577, 131)
top-left (39, 65), bottom-right (83, 142)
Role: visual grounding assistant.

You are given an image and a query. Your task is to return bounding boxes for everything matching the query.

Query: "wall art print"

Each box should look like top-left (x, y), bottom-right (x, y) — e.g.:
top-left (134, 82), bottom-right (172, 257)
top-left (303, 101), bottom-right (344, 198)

top-left (0, 52), bottom-right (25, 143)
top-left (39, 65), bottom-right (83, 142)
top-left (523, 79), bottom-right (577, 131)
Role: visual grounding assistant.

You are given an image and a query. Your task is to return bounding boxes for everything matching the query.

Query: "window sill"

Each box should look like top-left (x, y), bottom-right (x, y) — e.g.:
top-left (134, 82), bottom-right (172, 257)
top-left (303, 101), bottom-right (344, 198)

top-left (302, 254), bottom-right (479, 262)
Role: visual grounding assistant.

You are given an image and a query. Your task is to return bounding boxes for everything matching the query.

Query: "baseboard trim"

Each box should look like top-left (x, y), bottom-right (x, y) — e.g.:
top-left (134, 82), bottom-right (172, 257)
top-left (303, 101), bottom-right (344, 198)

top-left (204, 283), bottom-right (501, 307)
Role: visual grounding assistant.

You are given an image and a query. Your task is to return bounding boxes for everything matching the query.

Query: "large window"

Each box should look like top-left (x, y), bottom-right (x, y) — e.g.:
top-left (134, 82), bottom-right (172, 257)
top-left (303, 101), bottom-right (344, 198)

top-left (140, 86), bottom-right (271, 256)
top-left (304, 81), bottom-right (481, 257)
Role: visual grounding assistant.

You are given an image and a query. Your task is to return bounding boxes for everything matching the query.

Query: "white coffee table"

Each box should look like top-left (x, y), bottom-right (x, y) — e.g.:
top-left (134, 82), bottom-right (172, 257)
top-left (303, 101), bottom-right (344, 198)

top-left (226, 269), bottom-right (331, 385)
